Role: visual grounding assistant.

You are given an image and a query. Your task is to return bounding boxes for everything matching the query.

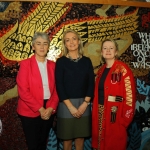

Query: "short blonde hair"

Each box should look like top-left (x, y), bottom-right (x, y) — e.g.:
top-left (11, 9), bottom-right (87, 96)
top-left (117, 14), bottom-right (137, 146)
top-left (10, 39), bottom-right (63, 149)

top-left (61, 29), bottom-right (84, 56)
top-left (100, 39), bottom-right (119, 63)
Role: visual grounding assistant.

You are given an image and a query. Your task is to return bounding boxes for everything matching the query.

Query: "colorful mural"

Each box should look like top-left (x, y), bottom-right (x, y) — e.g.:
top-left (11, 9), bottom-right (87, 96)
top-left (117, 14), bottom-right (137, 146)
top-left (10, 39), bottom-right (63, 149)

top-left (0, 1), bottom-right (150, 150)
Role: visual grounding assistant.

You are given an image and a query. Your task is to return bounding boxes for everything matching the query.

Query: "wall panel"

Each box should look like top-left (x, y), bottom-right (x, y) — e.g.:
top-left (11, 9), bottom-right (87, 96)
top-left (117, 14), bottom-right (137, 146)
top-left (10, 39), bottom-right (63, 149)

top-left (0, 1), bottom-right (150, 150)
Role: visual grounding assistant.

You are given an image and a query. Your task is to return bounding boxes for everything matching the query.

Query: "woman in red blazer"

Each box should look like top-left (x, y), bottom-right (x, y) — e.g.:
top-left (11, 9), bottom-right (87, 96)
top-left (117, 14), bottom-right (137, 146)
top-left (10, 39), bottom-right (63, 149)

top-left (92, 39), bottom-right (136, 150)
top-left (17, 32), bottom-right (59, 150)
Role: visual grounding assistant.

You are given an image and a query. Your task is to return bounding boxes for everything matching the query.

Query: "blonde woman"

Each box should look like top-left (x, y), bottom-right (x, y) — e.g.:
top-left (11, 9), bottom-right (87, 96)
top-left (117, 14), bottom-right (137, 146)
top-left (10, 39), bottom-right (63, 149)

top-left (55, 29), bottom-right (95, 150)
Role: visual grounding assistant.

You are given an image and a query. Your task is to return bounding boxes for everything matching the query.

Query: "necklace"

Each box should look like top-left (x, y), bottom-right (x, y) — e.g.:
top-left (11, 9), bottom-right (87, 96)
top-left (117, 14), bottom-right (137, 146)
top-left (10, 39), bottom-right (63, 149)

top-left (67, 54), bottom-right (81, 62)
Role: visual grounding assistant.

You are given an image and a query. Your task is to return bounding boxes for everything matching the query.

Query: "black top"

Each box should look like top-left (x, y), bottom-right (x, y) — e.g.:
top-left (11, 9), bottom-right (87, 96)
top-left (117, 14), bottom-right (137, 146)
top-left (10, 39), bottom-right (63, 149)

top-left (98, 67), bottom-right (110, 105)
top-left (55, 56), bottom-right (95, 102)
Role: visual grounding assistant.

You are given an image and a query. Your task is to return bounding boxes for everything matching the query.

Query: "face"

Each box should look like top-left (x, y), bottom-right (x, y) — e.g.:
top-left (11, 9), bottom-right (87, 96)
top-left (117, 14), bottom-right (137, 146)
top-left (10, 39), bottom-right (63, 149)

top-left (32, 37), bottom-right (49, 59)
top-left (101, 41), bottom-right (117, 61)
top-left (64, 32), bottom-right (80, 52)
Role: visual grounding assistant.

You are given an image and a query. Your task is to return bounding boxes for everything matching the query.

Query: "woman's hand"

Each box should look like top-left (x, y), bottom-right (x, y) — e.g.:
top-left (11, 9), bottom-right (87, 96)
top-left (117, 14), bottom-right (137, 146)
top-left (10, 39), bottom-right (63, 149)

top-left (45, 107), bottom-right (53, 119)
top-left (64, 99), bottom-right (82, 118)
top-left (68, 105), bottom-right (82, 118)
top-left (78, 102), bottom-right (88, 115)
top-left (39, 107), bottom-right (46, 120)
top-left (39, 107), bottom-right (53, 120)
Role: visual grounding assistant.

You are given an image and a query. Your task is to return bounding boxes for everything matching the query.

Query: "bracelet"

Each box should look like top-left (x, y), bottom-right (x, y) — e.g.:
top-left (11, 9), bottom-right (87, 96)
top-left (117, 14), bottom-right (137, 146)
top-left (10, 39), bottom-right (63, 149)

top-left (84, 100), bottom-right (90, 105)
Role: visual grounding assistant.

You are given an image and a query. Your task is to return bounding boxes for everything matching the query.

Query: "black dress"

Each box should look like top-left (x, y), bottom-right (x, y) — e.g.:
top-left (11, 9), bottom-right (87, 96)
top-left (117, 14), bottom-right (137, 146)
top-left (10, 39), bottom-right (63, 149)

top-left (55, 56), bottom-right (94, 140)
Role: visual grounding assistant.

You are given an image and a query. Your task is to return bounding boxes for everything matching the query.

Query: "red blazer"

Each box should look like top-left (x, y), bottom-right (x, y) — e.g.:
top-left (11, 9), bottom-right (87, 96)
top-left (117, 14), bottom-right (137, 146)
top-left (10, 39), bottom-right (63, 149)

top-left (17, 55), bottom-right (59, 117)
top-left (92, 60), bottom-right (136, 150)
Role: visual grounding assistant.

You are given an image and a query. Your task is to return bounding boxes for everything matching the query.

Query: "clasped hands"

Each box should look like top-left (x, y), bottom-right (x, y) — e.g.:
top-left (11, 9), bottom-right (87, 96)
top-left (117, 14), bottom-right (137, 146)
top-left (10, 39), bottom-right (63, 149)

top-left (68, 102), bottom-right (88, 118)
top-left (39, 107), bottom-right (53, 120)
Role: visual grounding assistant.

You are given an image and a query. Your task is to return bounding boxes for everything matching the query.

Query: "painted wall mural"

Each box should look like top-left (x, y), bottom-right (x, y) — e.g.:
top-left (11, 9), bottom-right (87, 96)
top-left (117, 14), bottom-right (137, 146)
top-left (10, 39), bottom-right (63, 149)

top-left (0, 1), bottom-right (150, 150)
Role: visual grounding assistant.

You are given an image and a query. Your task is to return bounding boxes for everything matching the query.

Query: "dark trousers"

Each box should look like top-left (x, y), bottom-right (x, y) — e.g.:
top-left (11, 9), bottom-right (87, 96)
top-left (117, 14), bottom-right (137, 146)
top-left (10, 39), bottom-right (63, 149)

top-left (19, 101), bottom-right (54, 150)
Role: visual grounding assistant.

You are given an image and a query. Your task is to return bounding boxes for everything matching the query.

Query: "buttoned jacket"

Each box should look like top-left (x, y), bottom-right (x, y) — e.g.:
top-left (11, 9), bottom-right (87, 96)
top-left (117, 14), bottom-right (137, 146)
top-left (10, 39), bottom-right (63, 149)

top-left (17, 55), bottom-right (59, 117)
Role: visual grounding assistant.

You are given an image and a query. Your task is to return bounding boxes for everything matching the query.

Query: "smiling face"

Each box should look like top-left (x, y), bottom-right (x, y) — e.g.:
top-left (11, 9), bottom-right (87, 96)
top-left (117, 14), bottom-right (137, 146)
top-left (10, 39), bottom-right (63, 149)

top-left (64, 32), bottom-right (80, 53)
top-left (101, 40), bottom-right (118, 61)
top-left (32, 36), bottom-right (49, 60)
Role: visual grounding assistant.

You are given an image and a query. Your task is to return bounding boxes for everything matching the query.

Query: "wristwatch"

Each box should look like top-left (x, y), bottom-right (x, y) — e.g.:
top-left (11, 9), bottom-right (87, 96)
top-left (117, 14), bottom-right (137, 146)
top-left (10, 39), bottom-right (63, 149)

top-left (84, 100), bottom-right (90, 105)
